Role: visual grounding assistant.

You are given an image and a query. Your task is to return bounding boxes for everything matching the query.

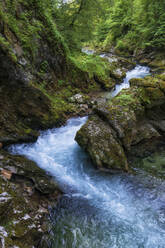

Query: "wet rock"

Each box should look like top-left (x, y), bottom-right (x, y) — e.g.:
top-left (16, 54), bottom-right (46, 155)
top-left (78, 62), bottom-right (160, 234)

top-left (75, 75), bottom-right (165, 171)
top-left (0, 151), bottom-right (61, 248)
top-left (79, 104), bottom-right (89, 114)
top-left (0, 150), bottom-right (59, 194)
top-left (0, 133), bottom-right (39, 147)
top-left (109, 67), bottom-right (126, 82)
top-left (94, 75), bottom-right (116, 90)
top-left (76, 115), bottom-right (128, 171)
top-left (138, 52), bottom-right (165, 73)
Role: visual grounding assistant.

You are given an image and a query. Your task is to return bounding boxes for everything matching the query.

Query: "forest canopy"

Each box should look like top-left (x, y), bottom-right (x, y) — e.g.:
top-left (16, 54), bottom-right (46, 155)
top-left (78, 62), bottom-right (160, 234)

top-left (54, 0), bottom-right (165, 54)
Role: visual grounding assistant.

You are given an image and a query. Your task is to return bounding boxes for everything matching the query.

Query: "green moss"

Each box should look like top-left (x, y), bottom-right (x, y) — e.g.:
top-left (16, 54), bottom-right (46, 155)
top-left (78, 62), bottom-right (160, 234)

top-left (69, 52), bottom-right (110, 80)
top-left (138, 87), bottom-right (151, 105)
top-left (0, 0), bottom-right (69, 61)
top-left (34, 81), bottom-right (77, 123)
top-left (157, 74), bottom-right (165, 81)
top-left (130, 77), bottom-right (157, 88)
top-left (130, 76), bottom-right (165, 106)
top-left (149, 59), bottom-right (165, 68)
top-left (0, 35), bottom-right (17, 62)
top-left (115, 93), bottom-right (136, 106)
top-left (159, 80), bottom-right (165, 92)
top-left (145, 87), bottom-right (164, 101)
top-left (24, 128), bottom-right (33, 134)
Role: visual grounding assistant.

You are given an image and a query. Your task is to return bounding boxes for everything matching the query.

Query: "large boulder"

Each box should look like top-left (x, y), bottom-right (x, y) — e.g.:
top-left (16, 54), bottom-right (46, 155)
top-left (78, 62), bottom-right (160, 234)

top-left (76, 115), bottom-right (128, 171)
top-left (75, 75), bottom-right (165, 171)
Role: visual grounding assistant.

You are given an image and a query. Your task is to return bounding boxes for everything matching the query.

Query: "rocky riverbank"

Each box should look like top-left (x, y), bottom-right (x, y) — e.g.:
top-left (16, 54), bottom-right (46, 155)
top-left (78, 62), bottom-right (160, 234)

top-left (1, 0), bottom-right (165, 247)
top-left (75, 71), bottom-right (165, 172)
top-left (0, 1), bottom-right (135, 246)
top-left (0, 149), bottom-right (61, 247)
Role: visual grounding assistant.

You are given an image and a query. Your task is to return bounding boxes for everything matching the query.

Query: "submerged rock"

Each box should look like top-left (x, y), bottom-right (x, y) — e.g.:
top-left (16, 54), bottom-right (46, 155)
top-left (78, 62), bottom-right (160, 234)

top-left (75, 75), bottom-right (165, 171)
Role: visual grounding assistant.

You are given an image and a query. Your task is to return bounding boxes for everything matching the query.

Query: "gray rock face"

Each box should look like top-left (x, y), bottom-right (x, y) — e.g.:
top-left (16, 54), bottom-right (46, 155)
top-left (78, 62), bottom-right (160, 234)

top-left (75, 76), bottom-right (165, 171)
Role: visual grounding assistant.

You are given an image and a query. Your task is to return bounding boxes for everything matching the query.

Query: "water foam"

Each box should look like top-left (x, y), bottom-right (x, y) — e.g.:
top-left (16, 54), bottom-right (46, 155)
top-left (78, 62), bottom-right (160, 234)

top-left (10, 67), bottom-right (165, 248)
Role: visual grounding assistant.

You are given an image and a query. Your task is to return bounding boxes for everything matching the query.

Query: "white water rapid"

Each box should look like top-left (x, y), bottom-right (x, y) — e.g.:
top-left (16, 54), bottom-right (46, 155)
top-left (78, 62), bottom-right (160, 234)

top-left (10, 66), bottom-right (165, 248)
top-left (111, 65), bottom-right (150, 97)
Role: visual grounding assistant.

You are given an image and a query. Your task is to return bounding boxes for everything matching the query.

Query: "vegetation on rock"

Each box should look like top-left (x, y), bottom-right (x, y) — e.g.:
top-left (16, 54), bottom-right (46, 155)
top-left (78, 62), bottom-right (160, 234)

top-left (76, 75), bottom-right (165, 171)
top-left (0, 0), bottom-right (112, 145)
top-left (0, 0), bottom-right (165, 246)
top-left (0, 150), bottom-right (61, 247)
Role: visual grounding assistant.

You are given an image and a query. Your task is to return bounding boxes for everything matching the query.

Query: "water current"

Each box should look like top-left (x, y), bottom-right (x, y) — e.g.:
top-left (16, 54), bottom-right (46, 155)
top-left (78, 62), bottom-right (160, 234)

top-left (10, 66), bottom-right (165, 248)
top-left (111, 65), bottom-right (150, 97)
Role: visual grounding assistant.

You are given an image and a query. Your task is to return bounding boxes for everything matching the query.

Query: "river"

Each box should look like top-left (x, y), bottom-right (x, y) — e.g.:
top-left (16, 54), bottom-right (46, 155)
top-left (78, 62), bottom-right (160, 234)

top-left (10, 66), bottom-right (165, 248)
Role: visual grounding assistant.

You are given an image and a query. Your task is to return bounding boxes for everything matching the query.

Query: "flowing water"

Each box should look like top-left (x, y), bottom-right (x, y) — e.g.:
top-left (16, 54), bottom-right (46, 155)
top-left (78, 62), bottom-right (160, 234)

top-left (111, 65), bottom-right (150, 97)
top-left (10, 66), bottom-right (165, 248)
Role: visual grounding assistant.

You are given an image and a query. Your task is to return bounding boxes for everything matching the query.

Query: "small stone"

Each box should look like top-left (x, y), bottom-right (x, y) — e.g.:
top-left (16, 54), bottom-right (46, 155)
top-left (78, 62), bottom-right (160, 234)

top-left (70, 94), bottom-right (85, 104)
top-left (1, 170), bottom-right (12, 180)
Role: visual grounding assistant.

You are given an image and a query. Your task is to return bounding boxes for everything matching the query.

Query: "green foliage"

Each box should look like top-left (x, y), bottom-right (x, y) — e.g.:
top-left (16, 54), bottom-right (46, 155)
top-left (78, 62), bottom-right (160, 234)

top-left (70, 52), bottom-right (110, 79)
top-left (0, 0), bottom-right (69, 60)
top-left (55, 0), bottom-right (108, 50)
top-left (116, 93), bottom-right (136, 106)
top-left (53, 0), bottom-right (165, 53)
top-left (102, 0), bottom-right (165, 52)
top-left (36, 81), bottom-right (76, 120)
top-left (58, 79), bottom-right (65, 86)
top-left (0, 35), bottom-right (17, 62)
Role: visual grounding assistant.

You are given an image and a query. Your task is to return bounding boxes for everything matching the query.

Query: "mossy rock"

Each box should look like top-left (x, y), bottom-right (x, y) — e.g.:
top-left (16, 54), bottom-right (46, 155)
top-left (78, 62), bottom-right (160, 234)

top-left (0, 150), bottom-right (59, 194)
top-left (159, 80), bottom-right (165, 92)
top-left (75, 115), bottom-right (128, 171)
top-left (130, 77), bottom-right (158, 88)
top-left (108, 63), bottom-right (126, 82)
top-left (75, 78), bottom-right (165, 172)
top-left (149, 59), bottom-right (165, 69)
top-left (0, 0), bottom-right (108, 148)
top-left (94, 75), bottom-right (116, 90)
top-left (0, 150), bottom-right (61, 248)
top-left (144, 87), bottom-right (165, 108)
